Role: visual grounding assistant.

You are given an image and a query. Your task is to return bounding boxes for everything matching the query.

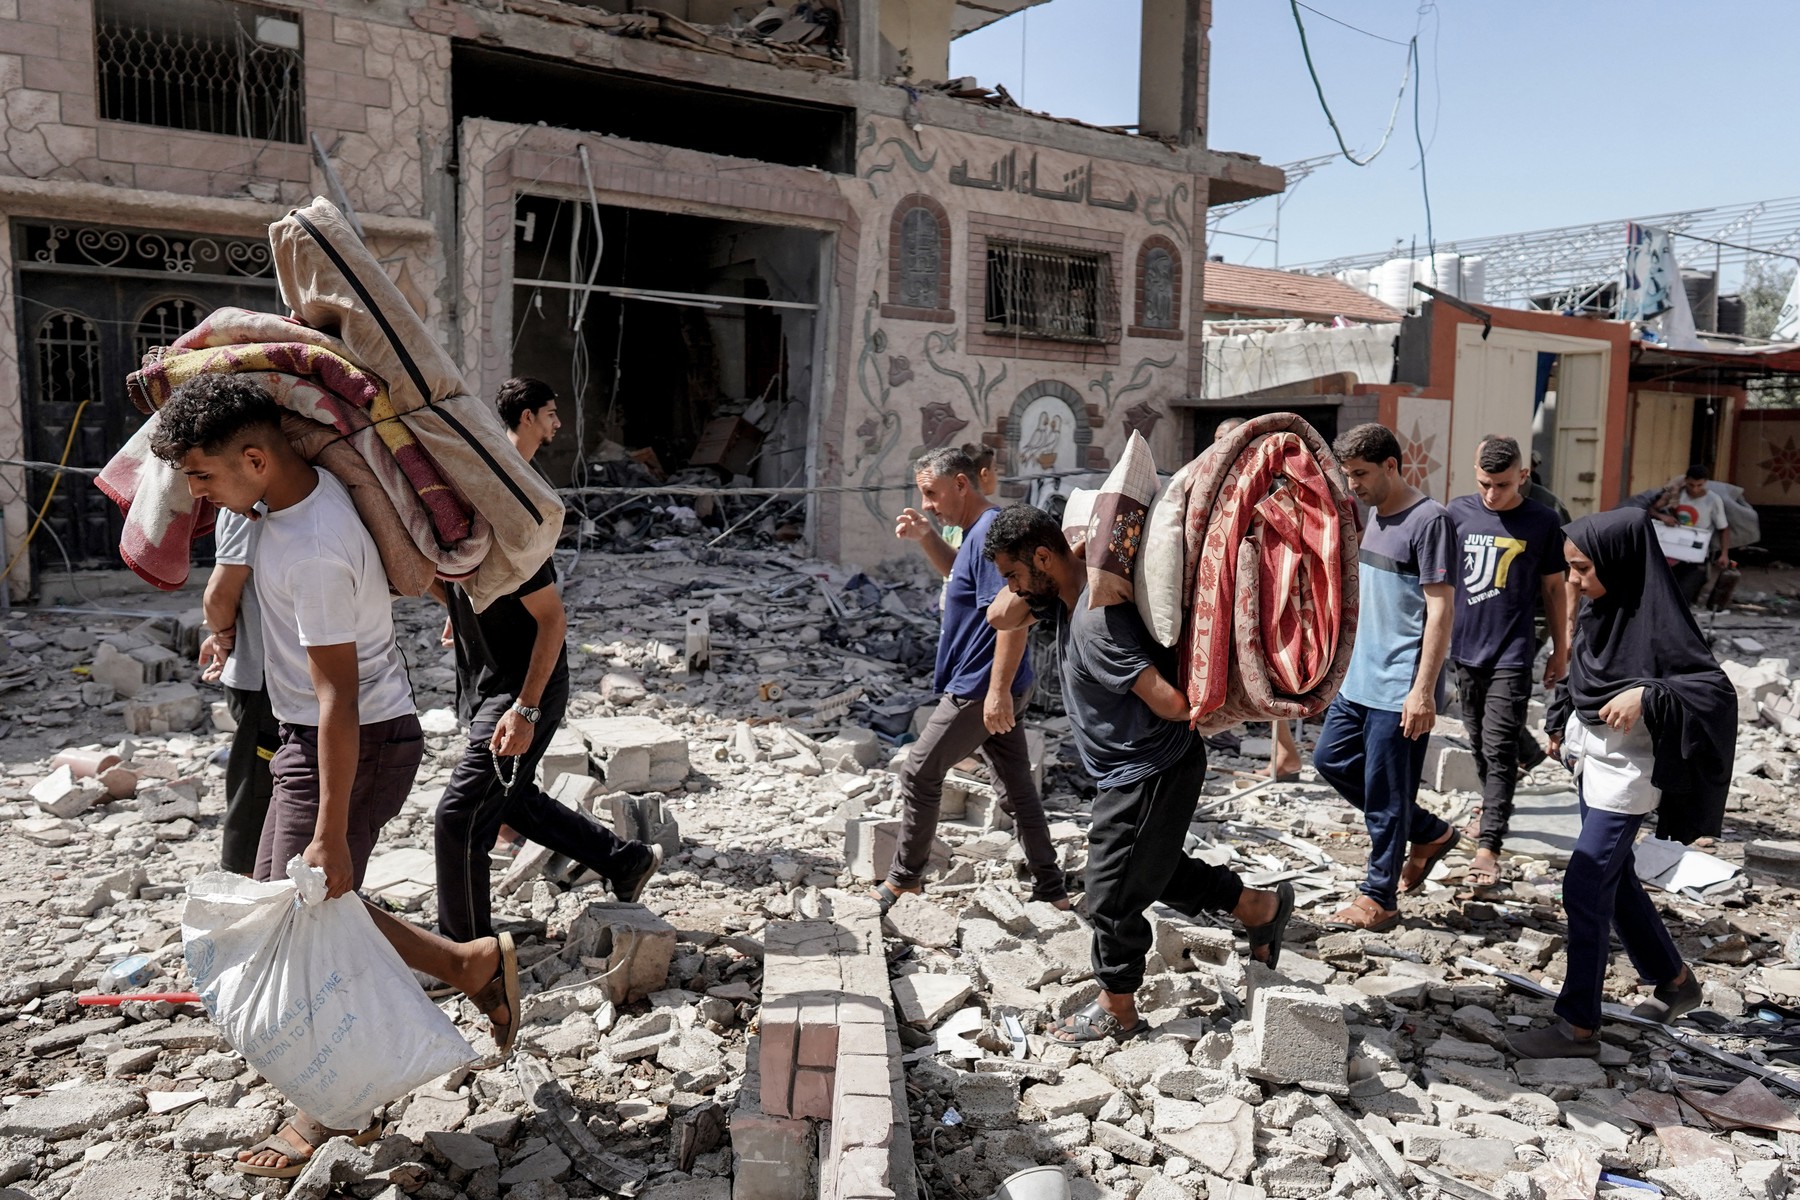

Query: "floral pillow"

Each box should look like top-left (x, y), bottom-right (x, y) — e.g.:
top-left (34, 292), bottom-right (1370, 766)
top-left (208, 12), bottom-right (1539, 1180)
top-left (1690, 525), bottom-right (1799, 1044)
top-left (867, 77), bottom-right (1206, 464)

top-left (1086, 431), bottom-right (1158, 608)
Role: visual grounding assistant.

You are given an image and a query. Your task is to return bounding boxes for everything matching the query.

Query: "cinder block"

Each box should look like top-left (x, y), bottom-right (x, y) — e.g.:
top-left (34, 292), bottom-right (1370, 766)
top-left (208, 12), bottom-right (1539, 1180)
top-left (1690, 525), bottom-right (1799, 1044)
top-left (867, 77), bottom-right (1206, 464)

top-left (563, 902), bottom-right (676, 1005)
top-left (570, 715), bottom-right (690, 793)
top-left (844, 818), bottom-right (949, 882)
top-left (730, 1106), bottom-right (814, 1200)
top-left (1246, 986), bottom-right (1349, 1095)
top-left (603, 790), bottom-right (682, 858)
top-left (124, 682), bottom-right (205, 735)
top-left (538, 726), bottom-right (590, 788)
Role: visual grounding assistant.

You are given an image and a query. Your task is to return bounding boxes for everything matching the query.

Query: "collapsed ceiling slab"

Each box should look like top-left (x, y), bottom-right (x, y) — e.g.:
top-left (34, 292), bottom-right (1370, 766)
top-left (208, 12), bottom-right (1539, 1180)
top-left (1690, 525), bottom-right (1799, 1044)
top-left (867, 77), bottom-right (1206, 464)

top-left (952, 0), bottom-right (1053, 38)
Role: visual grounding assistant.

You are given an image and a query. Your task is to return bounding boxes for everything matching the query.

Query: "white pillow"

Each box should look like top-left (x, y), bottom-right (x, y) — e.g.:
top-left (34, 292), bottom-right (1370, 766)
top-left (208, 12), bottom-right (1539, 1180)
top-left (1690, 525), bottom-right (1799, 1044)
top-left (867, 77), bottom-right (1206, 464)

top-left (1134, 460), bottom-right (1194, 647)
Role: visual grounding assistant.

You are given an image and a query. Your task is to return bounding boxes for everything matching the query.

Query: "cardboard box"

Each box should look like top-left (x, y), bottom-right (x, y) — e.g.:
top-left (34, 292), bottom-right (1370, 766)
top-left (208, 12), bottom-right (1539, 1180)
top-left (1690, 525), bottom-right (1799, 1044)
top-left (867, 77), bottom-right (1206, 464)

top-left (1654, 523), bottom-right (1710, 563)
top-left (690, 415), bottom-right (767, 476)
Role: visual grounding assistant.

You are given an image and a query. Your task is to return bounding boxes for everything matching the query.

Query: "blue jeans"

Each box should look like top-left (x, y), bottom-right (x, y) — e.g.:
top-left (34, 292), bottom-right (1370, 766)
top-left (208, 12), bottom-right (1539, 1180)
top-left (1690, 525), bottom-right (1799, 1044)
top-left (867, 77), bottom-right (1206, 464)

top-left (1555, 800), bottom-right (1684, 1031)
top-left (1313, 696), bottom-right (1447, 909)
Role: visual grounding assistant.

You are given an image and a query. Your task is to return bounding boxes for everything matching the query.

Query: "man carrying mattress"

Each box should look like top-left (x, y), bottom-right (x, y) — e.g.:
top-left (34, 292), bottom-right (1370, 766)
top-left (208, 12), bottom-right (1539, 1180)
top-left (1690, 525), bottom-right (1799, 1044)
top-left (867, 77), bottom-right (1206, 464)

top-left (985, 504), bottom-right (1293, 1043)
top-left (433, 377), bottom-right (662, 945)
top-left (1313, 423), bottom-right (1460, 931)
top-left (152, 376), bottom-right (520, 1177)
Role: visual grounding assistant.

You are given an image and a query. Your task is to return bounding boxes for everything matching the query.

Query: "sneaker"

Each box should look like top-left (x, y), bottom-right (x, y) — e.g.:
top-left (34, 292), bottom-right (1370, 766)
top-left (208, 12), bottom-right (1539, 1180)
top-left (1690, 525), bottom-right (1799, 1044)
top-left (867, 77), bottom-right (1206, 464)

top-left (613, 844), bottom-right (663, 905)
top-left (1508, 1019), bottom-right (1601, 1059)
top-left (1630, 968), bottom-right (1703, 1024)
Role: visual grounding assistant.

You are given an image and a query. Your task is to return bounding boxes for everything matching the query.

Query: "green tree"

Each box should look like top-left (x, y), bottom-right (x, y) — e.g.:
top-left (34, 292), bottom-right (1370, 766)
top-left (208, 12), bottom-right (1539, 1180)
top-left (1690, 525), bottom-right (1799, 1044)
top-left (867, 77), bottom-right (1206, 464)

top-left (1743, 258), bottom-right (1800, 408)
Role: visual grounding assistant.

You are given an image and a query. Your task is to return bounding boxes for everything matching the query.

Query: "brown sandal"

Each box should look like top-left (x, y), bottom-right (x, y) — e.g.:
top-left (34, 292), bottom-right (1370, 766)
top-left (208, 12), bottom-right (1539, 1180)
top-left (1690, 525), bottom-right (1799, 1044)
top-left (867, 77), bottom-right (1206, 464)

top-left (1466, 851), bottom-right (1503, 890)
top-left (468, 931), bottom-right (520, 1065)
top-left (1325, 895), bottom-right (1400, 932)
top-left (235, 1114), bottom-right (379, 1178)
top-left (1400, 830), bottom-right (1460, 893)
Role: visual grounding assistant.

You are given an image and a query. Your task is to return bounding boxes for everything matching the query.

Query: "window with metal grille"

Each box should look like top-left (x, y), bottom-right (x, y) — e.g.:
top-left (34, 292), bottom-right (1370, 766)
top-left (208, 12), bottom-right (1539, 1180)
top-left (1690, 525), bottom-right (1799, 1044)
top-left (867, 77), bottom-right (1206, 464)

top-left (95, 0), bottom-right (304, 144)
top-left (984, 241), bottom-right (1119, 344)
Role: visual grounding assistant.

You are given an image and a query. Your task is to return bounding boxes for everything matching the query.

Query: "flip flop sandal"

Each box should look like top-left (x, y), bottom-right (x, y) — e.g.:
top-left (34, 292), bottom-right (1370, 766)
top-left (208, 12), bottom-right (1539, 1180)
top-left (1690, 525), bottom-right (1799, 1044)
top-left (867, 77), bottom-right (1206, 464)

top-left (1466, 858), bottom-right (1503, 890)
top-left (1401, 830), bottom-right (1461, 894)
top-left (235, 1115), bottom-right (379, 1178)
top-left (870, 881), bottom-right (920, 916)
top-left (1047, 1000), bottom-right (1150, 1046)
top-left (1246, 882), bottom-right (1295, 971)
top-left (1324, 896), bottom-right (1401, 933)
top-left (469, 931), bottom-right (520, 1066)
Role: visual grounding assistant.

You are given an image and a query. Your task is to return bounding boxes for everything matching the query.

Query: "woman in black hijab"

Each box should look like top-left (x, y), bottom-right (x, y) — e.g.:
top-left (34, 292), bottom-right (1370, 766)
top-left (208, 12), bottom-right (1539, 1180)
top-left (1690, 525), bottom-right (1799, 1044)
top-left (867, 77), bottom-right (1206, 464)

top-left (1510, 508), bottom-right (1735, 1059)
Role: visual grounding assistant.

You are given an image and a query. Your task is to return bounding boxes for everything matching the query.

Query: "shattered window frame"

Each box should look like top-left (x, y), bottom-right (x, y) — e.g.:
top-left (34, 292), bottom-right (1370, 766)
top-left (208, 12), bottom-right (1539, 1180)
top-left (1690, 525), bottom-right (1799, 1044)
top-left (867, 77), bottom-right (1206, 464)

top-left (983, 240), bottom-right (1120, 345)
top-left (94, 0), bottom-right (306, 144)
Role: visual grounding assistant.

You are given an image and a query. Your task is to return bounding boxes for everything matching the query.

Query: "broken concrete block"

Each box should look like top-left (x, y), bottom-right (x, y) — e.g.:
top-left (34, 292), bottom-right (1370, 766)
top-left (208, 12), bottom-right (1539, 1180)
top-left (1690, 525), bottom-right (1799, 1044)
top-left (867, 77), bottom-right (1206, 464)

top-left (0, 1086), bottom-right (147, 1138)
top-left (89, 642), bottom-right (166, 700)
top-left (891, 973), bottom-right (973, 1030)
top-left (30, 765), bottom-right (100, 818)
top-left (1025, 1063), bottom-right (1114, 1119)
top-left (1247, 987), bottom-right (1350, 1095)
top-left (565, 902), bottom-right (676, 1004)
top-left (601, 671), bottom-right (647, 705)
top-left (603, 790), bottom-right (681, 858)
top-left (61, 1152), bottom-right (191, 1200)
top-left (124, 681), bottom-right (204, 735)
top-left (844, 818), bottom-right (948, 883)
top-left (883, 893), bottom-right (958, 948)
top-left (171, 1105), bottom-right (277, 1152)
top-left (572, 715), bottom-right (689, 792)
top-left (1724, 660), bottom-right (1788, 722)
top-left (1426, 736), bottom-right (1481, 794)
top-left (1510, 1056), bottom-right (1606, 1101)
top-left (821, 728), bottom-right (881, 773)
top-left (426, 1130), bottom-right (498, 1172)
top-left (1745, 840), bottom-right (1800, 886)
top-left (138, 783), bottom-right (201, 824)
top-left (538, 727), bottom-right (591, 788)
top-left (1151, 1097), bottom-right (1256, 1183)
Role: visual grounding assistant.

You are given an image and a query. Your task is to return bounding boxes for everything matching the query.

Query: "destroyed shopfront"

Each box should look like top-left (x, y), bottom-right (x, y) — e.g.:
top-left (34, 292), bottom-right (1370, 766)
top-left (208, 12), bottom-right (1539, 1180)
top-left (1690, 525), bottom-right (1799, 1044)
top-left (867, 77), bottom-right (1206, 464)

top-left (0, 0), bottom-right (1282, 595)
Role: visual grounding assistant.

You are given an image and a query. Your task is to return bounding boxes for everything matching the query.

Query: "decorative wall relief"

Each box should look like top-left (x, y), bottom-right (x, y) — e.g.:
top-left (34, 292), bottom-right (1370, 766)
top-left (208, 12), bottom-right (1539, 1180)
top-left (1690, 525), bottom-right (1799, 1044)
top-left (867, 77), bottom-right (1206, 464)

top-left (858, 119), bottom-right (938, 197)
top-left (1144, 182), bottom-right (1192, 244)
top-left (853, 293), bottom-right (904, 520)
top-left (919, 401), bottom-right (968, 451)
top-left (923, 329), bottom-right (1006, 424)
top-left (946, 148), bottom-right (1139, 212)
top-left (888, 355), bottom-right (914, 387)
top-left (1121, 401), bottom-right (1164, 441)
top-left (1088, 353), bottom-right (1176, 417)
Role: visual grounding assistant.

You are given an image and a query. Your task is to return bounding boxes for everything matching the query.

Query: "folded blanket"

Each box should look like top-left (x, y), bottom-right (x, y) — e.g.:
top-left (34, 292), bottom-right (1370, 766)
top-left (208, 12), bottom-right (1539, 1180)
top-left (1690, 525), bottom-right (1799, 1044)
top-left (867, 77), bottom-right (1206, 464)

top-left (1177, 412), bottom-right (1360, 733)
top-left (127, 340), bottom-right (471, 547)
top-left (94, 419), bottom-right (214, 592)
top-left (269, 198), bottom-right (563, 611)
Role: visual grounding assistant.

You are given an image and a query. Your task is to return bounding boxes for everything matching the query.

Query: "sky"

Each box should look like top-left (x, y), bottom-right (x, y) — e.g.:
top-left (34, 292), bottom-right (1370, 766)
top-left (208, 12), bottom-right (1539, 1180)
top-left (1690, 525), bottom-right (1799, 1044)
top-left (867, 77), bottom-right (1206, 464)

top-left (950, 1), bottom-right (1800, 271)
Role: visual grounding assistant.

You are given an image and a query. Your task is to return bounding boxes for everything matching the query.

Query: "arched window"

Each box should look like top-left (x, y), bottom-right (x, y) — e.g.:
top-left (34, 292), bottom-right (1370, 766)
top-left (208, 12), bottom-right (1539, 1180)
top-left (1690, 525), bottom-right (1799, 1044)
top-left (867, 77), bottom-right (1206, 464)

top-left (1130, 235), bottom-right (1184, 339)
top-left (133, 295), bottom-right (205, 365)
top-left (883, 194), bottom-right (954, 322)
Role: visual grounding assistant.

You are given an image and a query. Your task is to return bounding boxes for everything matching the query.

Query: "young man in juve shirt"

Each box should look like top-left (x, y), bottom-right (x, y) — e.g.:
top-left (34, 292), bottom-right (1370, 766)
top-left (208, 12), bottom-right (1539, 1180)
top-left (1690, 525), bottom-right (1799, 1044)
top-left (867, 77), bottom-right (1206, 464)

top-left (1448, 435), bottom-right (1569, 890)
top-left (1313, 423), bottom-right (1460, 931)
top-left (152, 376), bottom-right (519, 1177)
top-left (984, 505), bottom-right (1292, 1043)
top-left (433, 377), bottom-right (661, 946)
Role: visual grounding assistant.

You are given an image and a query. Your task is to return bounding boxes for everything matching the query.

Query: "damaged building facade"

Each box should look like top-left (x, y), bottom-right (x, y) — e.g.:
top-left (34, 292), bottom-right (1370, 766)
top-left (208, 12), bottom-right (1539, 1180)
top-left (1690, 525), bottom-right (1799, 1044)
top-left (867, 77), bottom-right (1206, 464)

top-left (0, 0), bottom-right (1280, 594)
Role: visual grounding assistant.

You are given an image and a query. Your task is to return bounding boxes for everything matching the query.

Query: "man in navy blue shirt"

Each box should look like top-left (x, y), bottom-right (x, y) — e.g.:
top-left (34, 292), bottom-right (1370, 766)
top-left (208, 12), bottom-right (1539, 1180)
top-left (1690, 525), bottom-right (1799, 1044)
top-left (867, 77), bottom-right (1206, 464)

top-left (876, 448), bottom-right (1066, 911)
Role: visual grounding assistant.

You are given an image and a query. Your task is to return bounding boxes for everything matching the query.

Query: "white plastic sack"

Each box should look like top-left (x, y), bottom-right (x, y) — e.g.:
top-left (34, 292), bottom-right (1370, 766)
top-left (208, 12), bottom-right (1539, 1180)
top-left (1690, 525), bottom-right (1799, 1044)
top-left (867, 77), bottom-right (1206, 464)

top-left (182, 858), bottom-right (475, 1129)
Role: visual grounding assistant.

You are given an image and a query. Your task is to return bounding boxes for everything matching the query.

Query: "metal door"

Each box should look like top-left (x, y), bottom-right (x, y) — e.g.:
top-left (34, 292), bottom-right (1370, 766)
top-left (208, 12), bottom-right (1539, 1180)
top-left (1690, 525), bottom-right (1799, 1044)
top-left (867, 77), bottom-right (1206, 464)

top-left (14, 219), bottom-right (282, 573)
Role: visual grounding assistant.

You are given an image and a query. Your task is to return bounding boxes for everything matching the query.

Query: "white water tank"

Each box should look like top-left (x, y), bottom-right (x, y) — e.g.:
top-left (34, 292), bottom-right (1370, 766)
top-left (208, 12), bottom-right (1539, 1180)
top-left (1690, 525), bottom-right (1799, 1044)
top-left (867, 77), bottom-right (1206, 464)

top-left (1376, 257), bottom-right (1416, 312)
top-left (1337, 267), bottom-right (1375, 297)
top-left (1428, 252), bottom-right (1463, 297)
top-left (1459, 256), bottom-right (1487, 305)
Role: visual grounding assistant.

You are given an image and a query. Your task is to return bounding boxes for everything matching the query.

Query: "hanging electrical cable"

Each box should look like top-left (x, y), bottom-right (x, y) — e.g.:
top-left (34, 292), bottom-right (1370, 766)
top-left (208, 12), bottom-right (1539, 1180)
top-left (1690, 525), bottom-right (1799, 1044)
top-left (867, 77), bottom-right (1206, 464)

top-left (1288, 0), bottom-right (1414, 168)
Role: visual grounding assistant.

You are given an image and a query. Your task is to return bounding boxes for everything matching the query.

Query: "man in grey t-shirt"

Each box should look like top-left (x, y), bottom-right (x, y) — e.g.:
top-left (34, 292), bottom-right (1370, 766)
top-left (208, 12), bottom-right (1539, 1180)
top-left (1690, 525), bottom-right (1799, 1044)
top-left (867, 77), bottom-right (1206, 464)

top-left (199, 508), bottom-right (279, 875)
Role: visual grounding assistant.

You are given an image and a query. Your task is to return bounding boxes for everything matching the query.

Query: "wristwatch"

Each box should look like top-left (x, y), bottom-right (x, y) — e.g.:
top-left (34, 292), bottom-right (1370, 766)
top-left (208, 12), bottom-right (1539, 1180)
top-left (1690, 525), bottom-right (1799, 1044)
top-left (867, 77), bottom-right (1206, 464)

top-left (511, 702), bottom-right (541, 724)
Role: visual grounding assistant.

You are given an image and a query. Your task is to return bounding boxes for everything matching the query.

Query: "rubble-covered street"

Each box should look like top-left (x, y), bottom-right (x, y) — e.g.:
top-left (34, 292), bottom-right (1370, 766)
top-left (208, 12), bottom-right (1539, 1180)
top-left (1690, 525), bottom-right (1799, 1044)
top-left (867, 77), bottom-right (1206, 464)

top-left (2, 546), bottom-right (1800, 1200)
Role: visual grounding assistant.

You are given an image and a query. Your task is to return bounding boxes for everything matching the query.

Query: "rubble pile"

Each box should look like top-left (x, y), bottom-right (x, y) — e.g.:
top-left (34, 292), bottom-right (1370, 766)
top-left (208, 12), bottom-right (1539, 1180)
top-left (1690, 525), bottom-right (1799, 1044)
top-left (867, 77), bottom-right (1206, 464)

top-left (501, 0), bottom-right (845, 72)
top-left (2, 548), bottom-right (1800, 1200)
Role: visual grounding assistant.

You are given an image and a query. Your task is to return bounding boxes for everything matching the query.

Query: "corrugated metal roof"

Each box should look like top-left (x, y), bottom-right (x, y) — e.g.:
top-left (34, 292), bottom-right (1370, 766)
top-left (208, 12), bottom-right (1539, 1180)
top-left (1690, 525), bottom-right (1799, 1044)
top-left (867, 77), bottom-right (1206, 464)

top-left (1203, 262), bottom-right (1403, 325)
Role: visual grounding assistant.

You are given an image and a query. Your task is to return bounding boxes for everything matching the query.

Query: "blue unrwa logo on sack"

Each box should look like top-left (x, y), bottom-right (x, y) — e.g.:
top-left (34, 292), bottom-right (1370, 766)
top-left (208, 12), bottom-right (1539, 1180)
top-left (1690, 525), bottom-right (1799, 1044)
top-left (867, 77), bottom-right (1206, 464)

top-left (185, 937), bottom-right (216, 983)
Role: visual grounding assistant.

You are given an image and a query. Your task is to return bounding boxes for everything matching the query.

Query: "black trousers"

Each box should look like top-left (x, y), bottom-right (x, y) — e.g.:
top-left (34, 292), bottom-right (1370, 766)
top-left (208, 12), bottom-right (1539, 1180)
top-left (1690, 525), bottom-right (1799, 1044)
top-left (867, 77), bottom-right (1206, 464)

top-left (1085, 736), bottom-right (1243, 995)
top-left (1455, 663), bottom-right (1531, 854)
top-left (433, 676), bottom-right (645, 943)
top-left (221, 685), bottom-right (279, 876)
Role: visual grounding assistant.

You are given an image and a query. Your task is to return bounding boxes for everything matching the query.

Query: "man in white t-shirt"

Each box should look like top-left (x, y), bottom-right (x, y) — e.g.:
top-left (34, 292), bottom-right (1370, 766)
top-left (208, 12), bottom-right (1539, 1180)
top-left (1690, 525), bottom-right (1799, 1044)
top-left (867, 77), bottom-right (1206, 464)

top-left (1668, 464), bottom-right (1731, 604)
top-left (198, 509), bottom-right (278, 875)
top-left (151, 376), bottom-right (521, 1176)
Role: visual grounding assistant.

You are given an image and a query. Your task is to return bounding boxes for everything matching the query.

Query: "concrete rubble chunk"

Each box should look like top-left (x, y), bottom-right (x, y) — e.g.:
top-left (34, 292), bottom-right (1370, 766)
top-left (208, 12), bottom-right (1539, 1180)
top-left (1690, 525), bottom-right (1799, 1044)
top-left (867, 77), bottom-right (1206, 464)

top-left (62, 1152), bottom-right (192, 1200)
top-left (1151, 1097), bottom-right (1256, 1182)
top-left (882, 892), bottom-right (958, 948)
top-left (891, 973), bottom-right (974, 1030)
top-left (498, 1144), bottom-right (572, 1187)
top-left (1024, 1064), bottom-right (1115, 1119)
top-left (1247, 987), bottom-right (1350, 1095)
top-left (124, 681), bottom-right (205, 735)
top-left (570, 716), bottom-right (690, 793)
top-left (170, 1106), bottom-right (277, 1152)
top-left (1510, 1056), bottom-right (1607, 1101)
top-left (565, 903), bottom-right (677, 1004)
top-left (0, 1087), bottom-right (147, 1139)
